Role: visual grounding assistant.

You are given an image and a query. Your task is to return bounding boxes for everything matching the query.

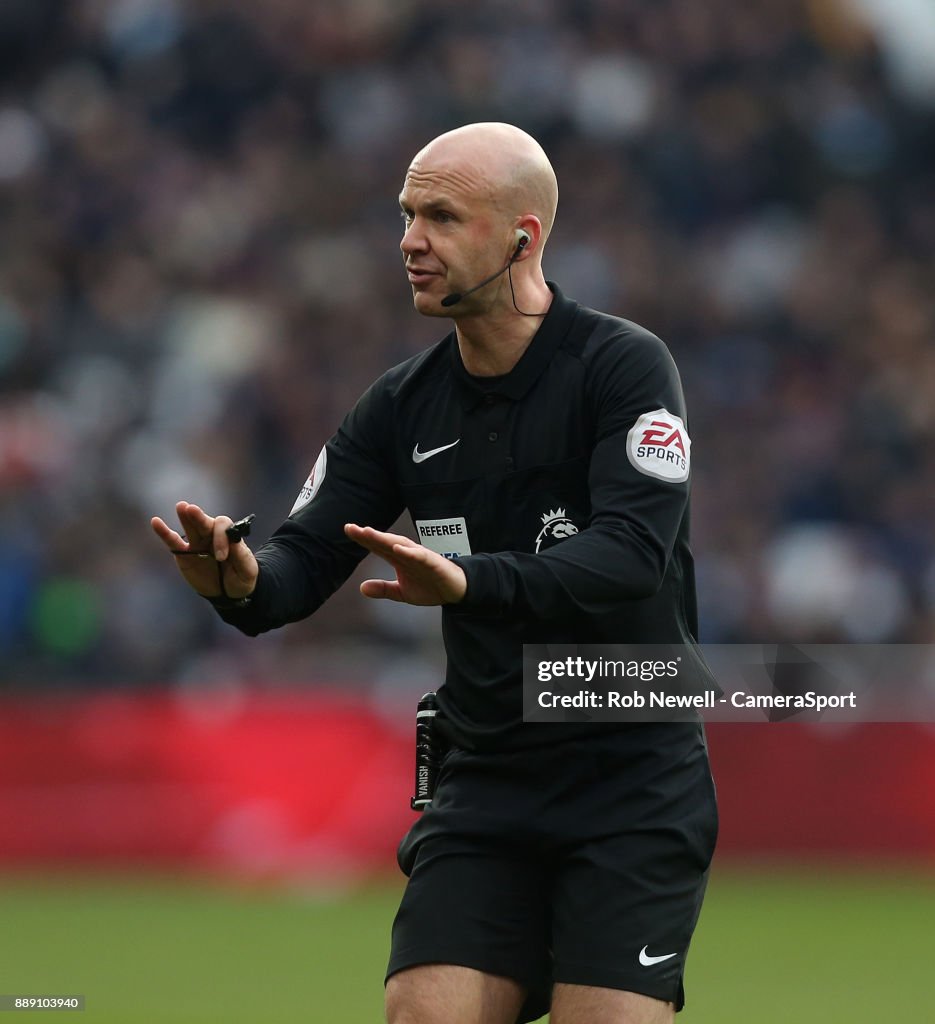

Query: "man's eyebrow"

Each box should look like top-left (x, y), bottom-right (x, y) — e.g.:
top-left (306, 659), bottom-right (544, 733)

top-left (398, 195), bottom-right (462, 213)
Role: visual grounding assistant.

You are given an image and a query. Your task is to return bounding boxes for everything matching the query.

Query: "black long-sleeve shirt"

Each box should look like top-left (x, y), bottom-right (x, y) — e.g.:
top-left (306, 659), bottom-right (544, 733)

top-left (216, 284), bottom-right (710, 749)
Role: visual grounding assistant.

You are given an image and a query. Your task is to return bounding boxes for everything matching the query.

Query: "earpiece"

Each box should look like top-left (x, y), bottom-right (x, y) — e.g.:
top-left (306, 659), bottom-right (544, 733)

top-left (514, 229), bottom-right (531, 252)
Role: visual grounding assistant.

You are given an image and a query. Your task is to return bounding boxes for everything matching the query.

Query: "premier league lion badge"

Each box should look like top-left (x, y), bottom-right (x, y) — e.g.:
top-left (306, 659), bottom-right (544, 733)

top-left (535, 508), bottom-right (579, 553)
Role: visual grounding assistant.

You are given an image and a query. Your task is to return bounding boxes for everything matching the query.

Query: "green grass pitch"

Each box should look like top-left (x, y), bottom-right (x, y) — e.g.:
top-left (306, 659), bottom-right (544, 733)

top-left (1, 865), bottom-right (932, 1022)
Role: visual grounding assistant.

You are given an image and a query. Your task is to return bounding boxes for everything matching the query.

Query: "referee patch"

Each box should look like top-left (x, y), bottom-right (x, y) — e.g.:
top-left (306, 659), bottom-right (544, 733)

top-left (415, 517), bottom-right (472, 558)
top-left (626, 409), bottom-right (690, 483)
top-left (290, 445), bottom-right (328, 515)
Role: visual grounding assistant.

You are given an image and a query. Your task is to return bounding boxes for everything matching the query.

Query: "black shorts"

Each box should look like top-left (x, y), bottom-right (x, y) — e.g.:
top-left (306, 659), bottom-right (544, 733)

top-left (386, 723), bottom-right (717, 1024)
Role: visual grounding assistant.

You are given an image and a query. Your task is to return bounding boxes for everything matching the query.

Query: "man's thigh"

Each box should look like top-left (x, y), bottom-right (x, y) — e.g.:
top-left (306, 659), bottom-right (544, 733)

top-left (387, 837), bottom-right (552, 1023)
top-left (385, 964), bottom-right (526, 1024)
top-left (551, 983), bottom-right (674, 1024)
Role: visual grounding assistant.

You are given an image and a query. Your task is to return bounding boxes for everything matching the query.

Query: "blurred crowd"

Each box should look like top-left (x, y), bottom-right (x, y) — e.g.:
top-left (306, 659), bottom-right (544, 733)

top-left (1, 0), bottom-right (934, 688)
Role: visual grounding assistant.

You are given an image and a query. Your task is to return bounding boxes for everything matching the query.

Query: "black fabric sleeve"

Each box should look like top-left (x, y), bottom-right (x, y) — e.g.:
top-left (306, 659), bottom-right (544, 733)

top-left (213, 377), bottom-right (404, 636)
top-left (453, 328), bottom-right (690, 619)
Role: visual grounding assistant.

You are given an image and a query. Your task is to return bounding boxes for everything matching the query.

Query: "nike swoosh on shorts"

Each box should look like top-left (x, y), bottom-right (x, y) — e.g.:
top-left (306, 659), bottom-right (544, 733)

top-left (639, 946), bottom-right (678, 967)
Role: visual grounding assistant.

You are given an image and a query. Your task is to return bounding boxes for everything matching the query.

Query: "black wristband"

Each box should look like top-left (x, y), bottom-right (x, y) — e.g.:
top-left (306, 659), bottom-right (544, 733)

top-left (205, 593), bottom-right (253, 611)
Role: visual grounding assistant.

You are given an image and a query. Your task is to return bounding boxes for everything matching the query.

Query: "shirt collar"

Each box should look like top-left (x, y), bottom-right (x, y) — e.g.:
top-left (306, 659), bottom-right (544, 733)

top-left (449, 283), bottom-right (579, 409)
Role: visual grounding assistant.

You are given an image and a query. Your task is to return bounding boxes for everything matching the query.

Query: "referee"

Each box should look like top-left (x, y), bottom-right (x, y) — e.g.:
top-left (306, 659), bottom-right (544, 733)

top-left (152, 122), bottom-right (717, 1024)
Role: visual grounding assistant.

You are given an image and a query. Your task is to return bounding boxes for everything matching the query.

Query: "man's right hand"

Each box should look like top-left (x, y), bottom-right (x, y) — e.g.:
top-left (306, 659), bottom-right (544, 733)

top-left (151, 501), bottom-right (258, 600)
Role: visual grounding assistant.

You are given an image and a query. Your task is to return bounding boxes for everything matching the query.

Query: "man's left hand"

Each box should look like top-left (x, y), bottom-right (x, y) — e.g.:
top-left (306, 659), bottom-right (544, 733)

top-left (344, 524), bottom-right (467, 605)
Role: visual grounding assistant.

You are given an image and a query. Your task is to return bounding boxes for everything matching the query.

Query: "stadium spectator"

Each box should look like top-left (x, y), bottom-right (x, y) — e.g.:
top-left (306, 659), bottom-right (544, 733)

top-left (1, 0), bottom-right (934, 687)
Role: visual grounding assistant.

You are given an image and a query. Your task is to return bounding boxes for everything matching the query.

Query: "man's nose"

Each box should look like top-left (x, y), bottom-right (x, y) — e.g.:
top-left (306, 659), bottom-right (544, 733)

top-left (401, 220), bottom-right (428, 256)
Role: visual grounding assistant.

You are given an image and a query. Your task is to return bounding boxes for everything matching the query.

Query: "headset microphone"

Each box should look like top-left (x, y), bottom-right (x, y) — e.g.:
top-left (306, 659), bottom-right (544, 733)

top-left (441, 231), bottom-right (530, 308)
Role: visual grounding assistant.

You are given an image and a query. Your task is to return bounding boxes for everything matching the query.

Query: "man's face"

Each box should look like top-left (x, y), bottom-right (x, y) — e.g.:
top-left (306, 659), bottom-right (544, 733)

top-left (398, 152), bottom-right (507, 316)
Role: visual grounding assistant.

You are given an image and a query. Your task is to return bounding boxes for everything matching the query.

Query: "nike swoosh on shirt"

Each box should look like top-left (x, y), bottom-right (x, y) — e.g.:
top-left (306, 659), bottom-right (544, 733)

top-left (412, 440), bottom-right (460, 463)
top-left (639, 946), bottom-right (678, 967)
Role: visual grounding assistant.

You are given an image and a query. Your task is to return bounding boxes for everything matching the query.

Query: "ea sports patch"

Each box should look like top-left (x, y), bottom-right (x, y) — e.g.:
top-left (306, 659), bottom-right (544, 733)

top-left (290, 446), bottom-right (327, 515)
top-left (626, 409), bottom-right (690, 483)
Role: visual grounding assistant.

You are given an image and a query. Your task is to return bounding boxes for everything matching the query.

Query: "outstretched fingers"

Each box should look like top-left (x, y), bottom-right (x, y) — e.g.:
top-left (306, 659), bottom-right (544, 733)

top-left (359, 578), bottom-right (404, 601)
top-left (392, 540), bottom-right (428, 560)
top-left (344, 523), bottom-right (417, 561)
top-left (152, 501), bottom-right (259, 602)
top-left (151, 516), bottom-right (188, 553)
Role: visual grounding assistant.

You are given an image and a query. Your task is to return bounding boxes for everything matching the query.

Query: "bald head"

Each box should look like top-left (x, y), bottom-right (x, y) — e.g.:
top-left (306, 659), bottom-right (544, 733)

top-left (399, 123), bottom-right (558, 321)
top-left (408, 122), bottom-right (558, 245)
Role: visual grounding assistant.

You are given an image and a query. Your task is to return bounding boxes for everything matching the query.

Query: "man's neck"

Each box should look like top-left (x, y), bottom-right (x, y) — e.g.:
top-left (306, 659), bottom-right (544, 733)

top-left (454, 282), bottom-right (554, 377)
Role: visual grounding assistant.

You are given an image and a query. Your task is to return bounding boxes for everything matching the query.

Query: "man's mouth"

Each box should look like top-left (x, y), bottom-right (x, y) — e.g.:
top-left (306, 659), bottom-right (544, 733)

top-left (407, 268), bottom-right (440, 285)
